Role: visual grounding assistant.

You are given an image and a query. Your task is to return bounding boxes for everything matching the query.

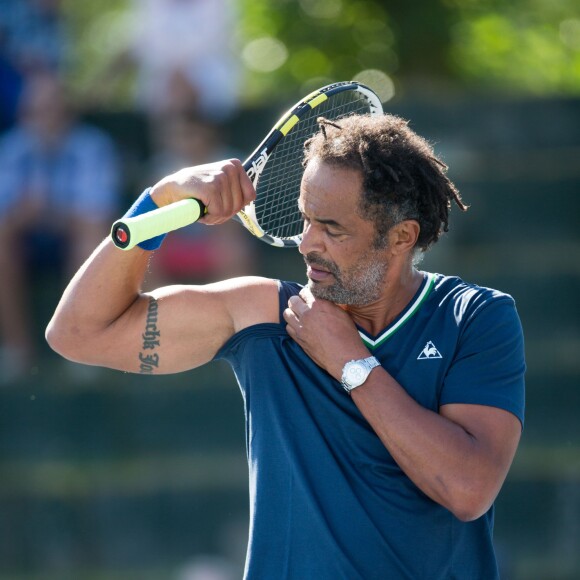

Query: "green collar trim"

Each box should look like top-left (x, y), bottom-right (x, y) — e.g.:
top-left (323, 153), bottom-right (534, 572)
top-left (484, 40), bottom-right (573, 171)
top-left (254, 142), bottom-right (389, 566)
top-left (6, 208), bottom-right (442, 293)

top-left (358, 273), bottom-right (435, 350)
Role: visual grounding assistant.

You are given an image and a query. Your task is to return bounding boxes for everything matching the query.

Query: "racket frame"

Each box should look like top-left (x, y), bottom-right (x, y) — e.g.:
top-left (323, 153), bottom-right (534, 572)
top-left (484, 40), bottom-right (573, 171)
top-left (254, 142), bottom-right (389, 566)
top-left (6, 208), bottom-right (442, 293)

top-left (111, 81), bottom-right (383, 250)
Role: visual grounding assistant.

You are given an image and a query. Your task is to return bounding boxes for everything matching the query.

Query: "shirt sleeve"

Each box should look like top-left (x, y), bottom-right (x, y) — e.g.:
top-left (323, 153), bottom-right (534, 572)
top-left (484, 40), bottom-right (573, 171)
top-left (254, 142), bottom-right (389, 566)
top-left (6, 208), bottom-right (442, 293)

top-left (277, 280), bottom-right (303, 322)
top-left (440, 295), bottom-right (526, 426)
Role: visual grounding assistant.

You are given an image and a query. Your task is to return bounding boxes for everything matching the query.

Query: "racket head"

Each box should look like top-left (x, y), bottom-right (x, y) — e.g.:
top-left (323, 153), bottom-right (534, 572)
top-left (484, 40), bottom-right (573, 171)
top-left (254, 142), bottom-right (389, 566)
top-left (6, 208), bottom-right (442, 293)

top-left (240, 81), bottom-right (383, 247)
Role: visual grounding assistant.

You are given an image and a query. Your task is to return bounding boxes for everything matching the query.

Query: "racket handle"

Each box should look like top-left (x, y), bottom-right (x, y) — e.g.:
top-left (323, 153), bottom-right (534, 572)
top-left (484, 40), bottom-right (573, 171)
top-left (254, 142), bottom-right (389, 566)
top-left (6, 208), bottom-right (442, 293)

top-left (111, 198), bottom-right (206, 250)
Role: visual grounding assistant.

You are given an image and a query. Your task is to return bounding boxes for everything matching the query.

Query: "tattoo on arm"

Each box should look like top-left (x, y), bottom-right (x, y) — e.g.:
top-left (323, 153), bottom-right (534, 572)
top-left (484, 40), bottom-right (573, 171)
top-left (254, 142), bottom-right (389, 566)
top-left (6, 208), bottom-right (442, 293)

top-left (139, 297), bottom-right (160, 374)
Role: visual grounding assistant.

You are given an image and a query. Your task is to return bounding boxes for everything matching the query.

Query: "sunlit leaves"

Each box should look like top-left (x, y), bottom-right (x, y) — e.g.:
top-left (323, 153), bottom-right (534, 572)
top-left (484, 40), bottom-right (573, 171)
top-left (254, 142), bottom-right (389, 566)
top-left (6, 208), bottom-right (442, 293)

top-left (449, 3), bottom-right (580, 94)
top-left (61, 0), bottom-right (580, 107)
top-left (237, 0), bottom-right (397, 104)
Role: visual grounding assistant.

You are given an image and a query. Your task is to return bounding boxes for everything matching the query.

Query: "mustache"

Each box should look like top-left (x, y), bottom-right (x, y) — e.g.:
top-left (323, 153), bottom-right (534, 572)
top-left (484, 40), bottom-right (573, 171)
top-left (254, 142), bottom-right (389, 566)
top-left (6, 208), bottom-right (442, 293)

top-left (304, 253), bottom-right (340, 276)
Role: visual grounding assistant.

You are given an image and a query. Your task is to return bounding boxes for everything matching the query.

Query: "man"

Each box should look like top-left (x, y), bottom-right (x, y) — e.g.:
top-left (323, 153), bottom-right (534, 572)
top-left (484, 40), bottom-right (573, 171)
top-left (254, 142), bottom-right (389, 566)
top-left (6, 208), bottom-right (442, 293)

top-left (46, 114), bottom-right (525, 579)
top-left (0, 72), bottom-right (119, 380)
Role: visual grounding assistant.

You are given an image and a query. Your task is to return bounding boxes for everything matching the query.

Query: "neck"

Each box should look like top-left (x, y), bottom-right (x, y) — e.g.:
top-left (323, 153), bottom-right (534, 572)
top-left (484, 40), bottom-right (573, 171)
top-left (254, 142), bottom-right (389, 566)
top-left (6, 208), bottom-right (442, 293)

top-left (344, 265), bottom-right (424, 336)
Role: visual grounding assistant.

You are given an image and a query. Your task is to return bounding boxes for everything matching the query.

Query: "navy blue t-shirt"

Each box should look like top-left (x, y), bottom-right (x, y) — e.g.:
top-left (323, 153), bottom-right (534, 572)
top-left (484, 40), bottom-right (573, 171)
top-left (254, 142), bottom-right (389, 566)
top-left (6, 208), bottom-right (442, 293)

top-left (215, 272), bottom-right (526, 579)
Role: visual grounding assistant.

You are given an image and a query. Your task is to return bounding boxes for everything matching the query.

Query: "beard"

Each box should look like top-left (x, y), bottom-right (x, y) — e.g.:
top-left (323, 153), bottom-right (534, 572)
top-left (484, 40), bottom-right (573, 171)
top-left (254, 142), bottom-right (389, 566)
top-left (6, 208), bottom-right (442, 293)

top-left (304, 251), bottom-right (389, 306)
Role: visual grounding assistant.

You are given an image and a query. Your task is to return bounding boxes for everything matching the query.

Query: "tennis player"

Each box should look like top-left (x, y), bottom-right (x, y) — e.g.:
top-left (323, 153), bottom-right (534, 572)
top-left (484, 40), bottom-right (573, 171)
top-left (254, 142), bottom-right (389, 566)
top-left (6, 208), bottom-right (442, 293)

top-left (47, 114), bottom-right (525, 579)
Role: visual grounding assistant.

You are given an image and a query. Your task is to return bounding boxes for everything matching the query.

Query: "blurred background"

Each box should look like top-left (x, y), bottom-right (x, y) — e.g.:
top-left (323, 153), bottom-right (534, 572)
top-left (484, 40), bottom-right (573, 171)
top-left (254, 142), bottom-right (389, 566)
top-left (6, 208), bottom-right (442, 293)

top-left (0, 0), bottom-right (578, 578)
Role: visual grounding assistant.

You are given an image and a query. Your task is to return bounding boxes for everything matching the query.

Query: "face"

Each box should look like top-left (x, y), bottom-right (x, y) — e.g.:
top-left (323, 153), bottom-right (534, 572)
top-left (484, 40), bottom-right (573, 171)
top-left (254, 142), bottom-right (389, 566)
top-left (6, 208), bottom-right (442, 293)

top-left (21, 75), bottom-right (70, 139)
top-left (299, 158), bottom-right (390, 305)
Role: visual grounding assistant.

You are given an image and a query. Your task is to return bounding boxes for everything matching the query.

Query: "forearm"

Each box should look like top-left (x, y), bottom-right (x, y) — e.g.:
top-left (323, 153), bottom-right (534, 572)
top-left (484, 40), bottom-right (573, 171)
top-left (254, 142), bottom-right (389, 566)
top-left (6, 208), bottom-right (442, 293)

top-left (351, 370), bottom-right (505, 521)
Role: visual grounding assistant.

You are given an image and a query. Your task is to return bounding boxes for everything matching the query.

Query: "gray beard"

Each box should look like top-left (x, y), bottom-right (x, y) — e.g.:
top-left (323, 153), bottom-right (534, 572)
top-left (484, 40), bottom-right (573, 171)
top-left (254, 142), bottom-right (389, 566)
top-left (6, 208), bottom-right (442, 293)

top-left (305, 252), bottom-right (388, 306)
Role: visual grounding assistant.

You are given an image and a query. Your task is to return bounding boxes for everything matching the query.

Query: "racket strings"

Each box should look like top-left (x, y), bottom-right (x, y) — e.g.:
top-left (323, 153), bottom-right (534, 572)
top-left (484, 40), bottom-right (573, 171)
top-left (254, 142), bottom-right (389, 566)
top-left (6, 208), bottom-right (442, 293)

top-left (255, 91), bottom-right (374, 240)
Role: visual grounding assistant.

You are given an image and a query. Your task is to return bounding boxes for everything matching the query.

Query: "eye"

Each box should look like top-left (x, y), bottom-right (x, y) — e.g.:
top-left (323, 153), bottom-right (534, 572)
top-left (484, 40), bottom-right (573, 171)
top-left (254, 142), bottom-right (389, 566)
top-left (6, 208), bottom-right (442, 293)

top-left (325, 228), bottom-right (341, 238)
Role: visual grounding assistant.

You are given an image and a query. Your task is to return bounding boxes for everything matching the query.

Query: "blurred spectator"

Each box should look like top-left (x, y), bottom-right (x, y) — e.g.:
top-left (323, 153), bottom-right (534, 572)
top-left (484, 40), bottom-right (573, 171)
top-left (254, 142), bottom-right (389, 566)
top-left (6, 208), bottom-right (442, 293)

top-left (0, 0), bottom-right (68, 129)
top-left (0, 0), bottom-right (68, 73)
top-left (0, 73), bottom-right (120, 382)
top-left (94, 0), bottom-right (240, 121)
top-left (146, 111), bottom-right (257, 285)
top-left (0, 51), bottom-right (22, 131)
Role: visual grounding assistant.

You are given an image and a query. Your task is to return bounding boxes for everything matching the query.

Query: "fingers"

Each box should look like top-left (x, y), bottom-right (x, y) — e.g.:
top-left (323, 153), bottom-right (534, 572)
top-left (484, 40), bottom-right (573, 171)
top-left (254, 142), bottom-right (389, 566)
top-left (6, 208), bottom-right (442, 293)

top-left (287, 294), bottom-right (308, 316)
top-left (201, 159), bottom-right (255, 225)
top-left (282, 304), bottom-right (301, 342)
top-left (299, 287), bottom-right (315, 306)
top-left (235, 159), bottom-right (257, 207)
top-left (283, 295), bottom-right (303, 328)
top-left (284, 292), bottom-right (324, 326)
top-left (150, 159), bottom-right (256, 226)
top-left (282, 305), bottom-right (298, 325)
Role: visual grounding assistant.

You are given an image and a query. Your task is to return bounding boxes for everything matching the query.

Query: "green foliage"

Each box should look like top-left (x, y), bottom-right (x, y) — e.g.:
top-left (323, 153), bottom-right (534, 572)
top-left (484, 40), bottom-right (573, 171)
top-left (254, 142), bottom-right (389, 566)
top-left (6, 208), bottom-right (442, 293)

top-left (60, 0), bottom-right (580, 109)
top-left (237, 0), bottom-right (397, 103)
top-left (448, 0), bottom-right (580, 94)
top-left (62, 0), bottom-right (134, 106)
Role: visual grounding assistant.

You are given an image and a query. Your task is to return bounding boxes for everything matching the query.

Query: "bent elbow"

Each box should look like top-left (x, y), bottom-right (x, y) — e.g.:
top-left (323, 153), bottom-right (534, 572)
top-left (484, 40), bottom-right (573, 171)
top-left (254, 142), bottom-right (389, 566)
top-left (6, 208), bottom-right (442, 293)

top-left (452, 503), bottom-right (491, 523)
top-left (448, 488), bottom-right (496, 522)
top-left (45, 319), bottom-right (67, 358)
top-left (45, 317), bottom-right (82, 362)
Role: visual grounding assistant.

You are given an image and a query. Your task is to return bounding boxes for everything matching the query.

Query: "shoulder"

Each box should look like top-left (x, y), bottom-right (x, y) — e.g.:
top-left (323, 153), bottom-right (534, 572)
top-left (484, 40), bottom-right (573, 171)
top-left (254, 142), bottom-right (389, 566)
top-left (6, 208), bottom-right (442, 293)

top-left (278, 280), bottom-right (304, 303)
top-left (423, 272), bottom-right (523, 348)
top-left (431, 272), bottom-right (514, 301)
top-left (430, 272), bottom-right (517, 320)
top-left (425, 273), bottom-right (524, 365)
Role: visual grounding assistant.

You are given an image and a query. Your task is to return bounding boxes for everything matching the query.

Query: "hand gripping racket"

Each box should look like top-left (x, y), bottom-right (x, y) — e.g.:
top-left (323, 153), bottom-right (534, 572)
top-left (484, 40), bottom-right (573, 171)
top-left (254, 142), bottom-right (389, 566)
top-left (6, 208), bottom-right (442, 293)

top-left (111, 81), bottom-right (383, 250)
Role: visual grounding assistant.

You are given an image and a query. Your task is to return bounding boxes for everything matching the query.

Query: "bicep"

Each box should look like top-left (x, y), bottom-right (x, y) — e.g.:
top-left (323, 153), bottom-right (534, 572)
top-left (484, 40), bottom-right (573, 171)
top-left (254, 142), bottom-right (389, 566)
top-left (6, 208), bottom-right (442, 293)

top-left (89, 284), bottom-right (232, 374)
top-left (99, 277), bottom-right (279, 375)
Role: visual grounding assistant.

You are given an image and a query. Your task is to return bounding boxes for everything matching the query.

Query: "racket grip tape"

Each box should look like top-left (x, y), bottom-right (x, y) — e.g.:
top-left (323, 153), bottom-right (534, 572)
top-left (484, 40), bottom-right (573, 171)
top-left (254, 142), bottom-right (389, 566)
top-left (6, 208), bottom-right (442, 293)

top-left (111, 198), bottom-right (206, 251)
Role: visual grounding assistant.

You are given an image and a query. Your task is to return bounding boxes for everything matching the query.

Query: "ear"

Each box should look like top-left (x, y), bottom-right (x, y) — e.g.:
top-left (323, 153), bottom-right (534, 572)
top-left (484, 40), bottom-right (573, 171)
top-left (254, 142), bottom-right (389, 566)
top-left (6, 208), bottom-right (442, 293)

top-left (388, 220), bottom-right (420, 255)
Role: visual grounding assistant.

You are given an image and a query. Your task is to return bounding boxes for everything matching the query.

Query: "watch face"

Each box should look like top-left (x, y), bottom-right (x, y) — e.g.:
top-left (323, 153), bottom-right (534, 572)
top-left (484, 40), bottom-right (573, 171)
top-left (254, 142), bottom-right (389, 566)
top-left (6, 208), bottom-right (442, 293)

top-left (345, 362), bottom-right (367, 386)
top-left (341, 357), bottom-right (379, 392)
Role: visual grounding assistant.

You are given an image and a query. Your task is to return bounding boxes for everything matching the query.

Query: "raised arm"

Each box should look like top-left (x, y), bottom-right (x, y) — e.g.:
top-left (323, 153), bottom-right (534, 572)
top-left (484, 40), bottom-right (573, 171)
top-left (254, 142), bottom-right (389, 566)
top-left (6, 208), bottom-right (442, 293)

top-left (46, 160), bottom-right (279, 374)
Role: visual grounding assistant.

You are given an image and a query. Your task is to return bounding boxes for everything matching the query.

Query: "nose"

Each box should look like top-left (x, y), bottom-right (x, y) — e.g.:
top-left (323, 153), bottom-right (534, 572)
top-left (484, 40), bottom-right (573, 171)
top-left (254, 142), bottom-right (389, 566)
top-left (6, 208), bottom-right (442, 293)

top-left (299, 221), bottom-right (323, 256)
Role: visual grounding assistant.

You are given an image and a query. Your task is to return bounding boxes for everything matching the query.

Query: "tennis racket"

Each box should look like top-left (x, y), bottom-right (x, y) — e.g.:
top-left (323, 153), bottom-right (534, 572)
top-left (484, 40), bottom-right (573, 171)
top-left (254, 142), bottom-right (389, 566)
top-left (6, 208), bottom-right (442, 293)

top-left (111, 81), bottom-right (383, 250)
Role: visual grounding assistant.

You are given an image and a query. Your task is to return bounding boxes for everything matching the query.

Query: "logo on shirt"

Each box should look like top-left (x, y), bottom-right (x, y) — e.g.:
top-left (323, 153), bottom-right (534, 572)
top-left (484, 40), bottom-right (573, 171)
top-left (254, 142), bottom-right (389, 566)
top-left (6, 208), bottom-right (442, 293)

top-left (417, 341), bottom-right (442, 360)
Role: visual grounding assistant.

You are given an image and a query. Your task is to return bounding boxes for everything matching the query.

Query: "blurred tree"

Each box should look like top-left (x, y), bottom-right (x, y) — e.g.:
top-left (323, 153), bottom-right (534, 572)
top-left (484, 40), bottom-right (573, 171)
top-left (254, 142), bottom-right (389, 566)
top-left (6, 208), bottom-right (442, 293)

top-left (383, 0), bottom-right (457, 78)
top-left (62, 0), bottom-right (134, 107)
top-left (61, 0), bottom-right (580, 108)
top-left (237, 0), bottom-right (400, 101)
top-left (448, 0), bottom-right (580, 95)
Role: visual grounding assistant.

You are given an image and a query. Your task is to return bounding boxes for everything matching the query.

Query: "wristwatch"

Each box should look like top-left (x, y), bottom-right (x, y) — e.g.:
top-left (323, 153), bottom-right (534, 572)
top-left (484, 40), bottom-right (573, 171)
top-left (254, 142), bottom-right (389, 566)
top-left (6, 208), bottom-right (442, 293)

top-left (340, 356), bottom-right (381, 393)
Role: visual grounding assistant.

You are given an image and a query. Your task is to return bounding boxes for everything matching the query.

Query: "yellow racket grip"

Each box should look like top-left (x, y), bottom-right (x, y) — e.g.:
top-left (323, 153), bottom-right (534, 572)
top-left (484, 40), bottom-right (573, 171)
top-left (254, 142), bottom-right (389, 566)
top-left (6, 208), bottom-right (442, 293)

top-left (111, 198), bottom-right (206, 251)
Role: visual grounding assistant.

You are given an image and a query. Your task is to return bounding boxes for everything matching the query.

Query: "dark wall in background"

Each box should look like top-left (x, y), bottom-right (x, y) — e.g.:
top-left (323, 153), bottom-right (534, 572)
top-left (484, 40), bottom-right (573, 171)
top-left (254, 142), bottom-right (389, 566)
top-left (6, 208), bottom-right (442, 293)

top-left (1, 96), bottom-right (578, 580)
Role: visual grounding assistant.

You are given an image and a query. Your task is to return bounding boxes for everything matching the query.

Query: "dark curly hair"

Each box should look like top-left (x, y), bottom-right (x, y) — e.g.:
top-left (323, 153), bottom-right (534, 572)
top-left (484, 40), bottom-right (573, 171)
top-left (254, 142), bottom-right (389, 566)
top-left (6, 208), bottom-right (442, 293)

top-left (303, 114), bottom-right (467, 251)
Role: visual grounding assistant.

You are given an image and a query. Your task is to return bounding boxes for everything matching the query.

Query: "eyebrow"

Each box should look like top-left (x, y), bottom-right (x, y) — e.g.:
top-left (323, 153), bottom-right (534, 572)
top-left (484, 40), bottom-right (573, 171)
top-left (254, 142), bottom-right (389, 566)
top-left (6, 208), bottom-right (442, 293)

top-left (314, 217), bottom-right (343, 228)
top-left (300, 211), bottom-right (344, 229)
top-left (298, 202), bottom-right (345, 229)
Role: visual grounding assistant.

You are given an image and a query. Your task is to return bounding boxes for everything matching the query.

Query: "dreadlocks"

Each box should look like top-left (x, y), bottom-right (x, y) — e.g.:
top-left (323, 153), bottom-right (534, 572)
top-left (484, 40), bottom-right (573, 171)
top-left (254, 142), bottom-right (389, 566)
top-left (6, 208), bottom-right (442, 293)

top-left (303, 114), bottom-right (467, 251)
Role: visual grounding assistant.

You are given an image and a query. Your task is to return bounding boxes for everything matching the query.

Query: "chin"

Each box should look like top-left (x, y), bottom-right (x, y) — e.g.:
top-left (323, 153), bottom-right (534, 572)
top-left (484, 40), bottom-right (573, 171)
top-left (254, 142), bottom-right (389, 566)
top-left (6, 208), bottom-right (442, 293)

top-left (305, 283), bottom-right (324, 301)
top-left (308, 282), bottom-right (342, 303)
top-left (306, 279), bottom-right (325, 296)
